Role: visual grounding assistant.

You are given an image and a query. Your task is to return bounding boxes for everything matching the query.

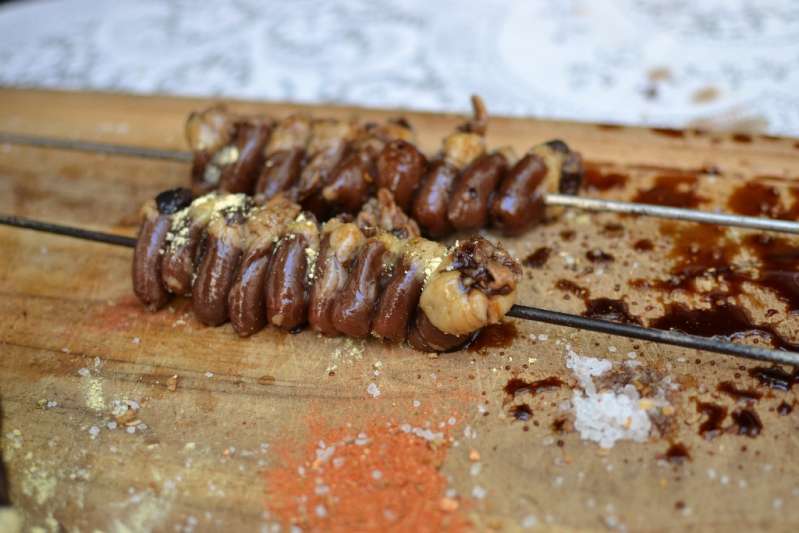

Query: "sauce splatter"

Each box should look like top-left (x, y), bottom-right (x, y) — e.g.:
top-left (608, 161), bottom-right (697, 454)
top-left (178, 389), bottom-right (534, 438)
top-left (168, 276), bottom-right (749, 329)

top-left (467, 322), bottom-right (517, 354)
top-left (586, 249), bottom-right (614, 264)
top-left (523, 247), bottom-right (552, 269)
top-left (727, 182), bottom-right (785, 218)
top-left (730, 407), bottom-right (763, 437)
top-left (717, 381), bottom-right (763, 403)
top-left (503, 377), bottom-right (564, 401)
top-left (634, 175), bottom-right (707, 209)
top-left (508, 403), bottom-right (533, 421)
top-left (649, 302), bottom-right (799, 352)
top-left (582, 163), bottom-right (629, 191)
top-left (584, 298), bottom-right (642, 325)
top-left (749, 366), bottom-right (799, 391)
top-left (697, 402), bottom-right (727, 440)
top-left (662, 442), bottom-right (691, 463)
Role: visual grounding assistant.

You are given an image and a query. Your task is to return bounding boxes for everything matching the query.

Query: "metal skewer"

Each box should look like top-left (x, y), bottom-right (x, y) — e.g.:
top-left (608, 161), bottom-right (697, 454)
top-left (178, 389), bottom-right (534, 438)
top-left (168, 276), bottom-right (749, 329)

top-left (3, 132), bottom-right (798, 235)
top-left (2, 214), bottom-right (798, 366)
top-left (0, 132), bottom-right (192, 162)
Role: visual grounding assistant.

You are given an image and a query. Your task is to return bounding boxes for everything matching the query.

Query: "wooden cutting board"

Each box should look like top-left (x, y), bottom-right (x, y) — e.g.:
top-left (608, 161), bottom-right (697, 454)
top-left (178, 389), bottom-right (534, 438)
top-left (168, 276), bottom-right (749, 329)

top-left (1, 88), bottom-right (798, 532)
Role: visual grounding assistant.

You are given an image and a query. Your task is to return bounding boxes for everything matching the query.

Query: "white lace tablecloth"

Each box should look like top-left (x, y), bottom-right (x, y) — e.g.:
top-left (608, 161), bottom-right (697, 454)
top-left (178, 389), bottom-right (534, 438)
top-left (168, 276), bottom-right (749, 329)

top-left (1, 0), bottom-right (798, 137)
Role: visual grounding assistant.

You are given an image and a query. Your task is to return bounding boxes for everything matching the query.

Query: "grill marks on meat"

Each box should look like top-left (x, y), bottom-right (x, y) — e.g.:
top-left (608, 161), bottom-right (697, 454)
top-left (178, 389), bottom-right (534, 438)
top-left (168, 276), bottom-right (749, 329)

top-left (133, 189), bottom-right (521, 351)
top-left (185, 96), bottom-right (582, 237)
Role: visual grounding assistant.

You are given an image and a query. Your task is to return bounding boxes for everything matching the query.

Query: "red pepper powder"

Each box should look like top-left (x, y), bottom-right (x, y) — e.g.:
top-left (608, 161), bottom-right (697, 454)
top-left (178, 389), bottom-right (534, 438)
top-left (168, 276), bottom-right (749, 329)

top-left (263, 414), bottom-right (472, 532)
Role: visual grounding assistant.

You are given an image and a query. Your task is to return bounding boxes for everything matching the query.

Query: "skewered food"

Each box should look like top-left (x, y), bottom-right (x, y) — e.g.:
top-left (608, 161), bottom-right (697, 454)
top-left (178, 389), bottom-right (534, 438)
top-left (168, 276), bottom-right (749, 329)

top-left (184, 97), bottom-right (583, 236)
top-left (133, 187), bottom-right (522, 351)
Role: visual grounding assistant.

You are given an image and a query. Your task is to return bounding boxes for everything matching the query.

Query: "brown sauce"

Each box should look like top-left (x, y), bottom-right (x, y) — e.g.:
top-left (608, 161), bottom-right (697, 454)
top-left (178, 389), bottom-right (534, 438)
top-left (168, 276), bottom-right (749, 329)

top-left (697, 401), bottom-right (727, 439)
top-left (552, 416), bottom-right (569, 434)
top-left (748, 366), bottom-right (799, 391)
top-left (584, 298), bottom-right (642, 325)
top-left (523, 247), bottom-right (552, 269)
top-left (778, 402), bottom-right (794, 416)
top-left (582, 163), bottom-right (629, 192)
top-left (560, 230), bottom-right (577, 242)
top-left (555, 279), bottom-right (589, 298)
top-left (633, 239), bottom-right (654, 252)
top-left (508, 403), bottom-right (533, 421)
top-left (649, 302), bottom-right (799, 352)
top-left (503, 376), bottom-right (564, 400)
top-left (602, 223), bottom-right (625, 238)
top-left (634, 175), bottom-right (707, 209)
top-left (727, 182), bottom-right (785, 218)
top-left (467, 322), bottom-right (518, 354)
top-left (717, 381), bottom-right (763, 403)
top-left (732, 133), bottom-right (753, 143)
top-left (663, 442), bottom-right (691, 463)
top-left (586, 249), bottom-right (614, 264)
top-left (730, 407), bottom-right (763, 437)
top-left (635, 224), bottom-right (799, 314)
top-left (741, 233), bottom-right (799, 311)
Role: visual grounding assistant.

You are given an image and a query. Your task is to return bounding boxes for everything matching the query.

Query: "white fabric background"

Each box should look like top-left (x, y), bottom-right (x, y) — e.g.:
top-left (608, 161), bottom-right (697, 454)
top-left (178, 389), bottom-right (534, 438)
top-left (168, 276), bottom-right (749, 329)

top-left (1, 0), bottom-right (797, 136)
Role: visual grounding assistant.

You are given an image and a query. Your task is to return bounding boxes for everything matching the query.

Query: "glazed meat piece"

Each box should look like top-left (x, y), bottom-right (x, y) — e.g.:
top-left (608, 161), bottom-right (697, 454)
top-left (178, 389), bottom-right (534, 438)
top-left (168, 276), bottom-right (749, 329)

top-left (191, 195), bottom-right (252, 326)
top-left (297, 119), bottom-right (362, 201)
top-left (308, 219), bottom-right (366, 337)
top-left (447, 150), bottom-right (511, 231)
top-left (161, 193), bottom-right (220, 296)
top-left (228, 197), bottom-right (301, 336)
top-left (264, 214), bottom-right (321, 331)
top-left (322, 120), bottom-right (417, 215)
top-left (410, 236), bottom-right (522, 351)
top-left (356, 188), bottom-right (420, 239)
top-left (254, 114), bottom-right (312, 200)
top-left (185, 104), bottom-right (236, 190)
top-left (489, 153), bottom-right (548, 235)
top-left (133, 188), bottom-right (196, 310)
top-left (371, 237), bottom-right (446, 343)
top-left (331, 232), bottom-right (404, 338)
top-left (412, 96), bottom-right (487, 237)
top-left (218, 119), bottom-right (272, 194)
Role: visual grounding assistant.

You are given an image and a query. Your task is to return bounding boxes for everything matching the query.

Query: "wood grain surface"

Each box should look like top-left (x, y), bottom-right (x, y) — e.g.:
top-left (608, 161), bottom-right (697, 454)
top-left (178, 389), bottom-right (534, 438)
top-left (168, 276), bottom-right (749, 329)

top-left (1, 88), bottom-right (799, 532)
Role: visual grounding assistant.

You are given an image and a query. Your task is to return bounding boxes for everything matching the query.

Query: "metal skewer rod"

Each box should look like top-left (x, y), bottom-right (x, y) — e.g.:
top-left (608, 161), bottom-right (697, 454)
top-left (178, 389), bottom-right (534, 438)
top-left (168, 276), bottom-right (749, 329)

top-left (2, 214), bottom-right (798, 366)
top-left (546, 194), bottom-right (799, 235)
top-left (3, 131), bottom-right (799, 235)
top-left (0, 132), bottom-right (192, 162)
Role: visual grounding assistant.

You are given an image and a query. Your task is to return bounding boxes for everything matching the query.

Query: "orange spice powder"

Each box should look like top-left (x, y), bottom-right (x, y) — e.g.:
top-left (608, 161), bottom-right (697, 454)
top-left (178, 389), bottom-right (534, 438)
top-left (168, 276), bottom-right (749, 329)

top-left (263, 414), bottom-right (472, 532)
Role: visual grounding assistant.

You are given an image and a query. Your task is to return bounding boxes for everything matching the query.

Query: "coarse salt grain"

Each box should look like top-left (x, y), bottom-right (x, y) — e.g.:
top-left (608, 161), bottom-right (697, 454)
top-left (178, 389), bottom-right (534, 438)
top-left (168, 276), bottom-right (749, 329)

top-left (470, 463), bottom-right (482, 476)
top-left (566, 349), bottom-right (651, 449)
top-left (127, 427), bottom-right (135, 434)
top-left (413, 400), bottom-right (421, 408)
top-left (78, 368), bottom-right (90, 377)
top-left (522, 515), bottom-right (539, 529)
top-left (366, 383), bottom-right (380, 398)
top-left (89, 426), bottom-right (100, 437)
top-left (205, 372), bottom-right (214, 378)
top-left (471, 485), bottom-right (487, 499)
top-left (538, 334), bottom-right (549, 341)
